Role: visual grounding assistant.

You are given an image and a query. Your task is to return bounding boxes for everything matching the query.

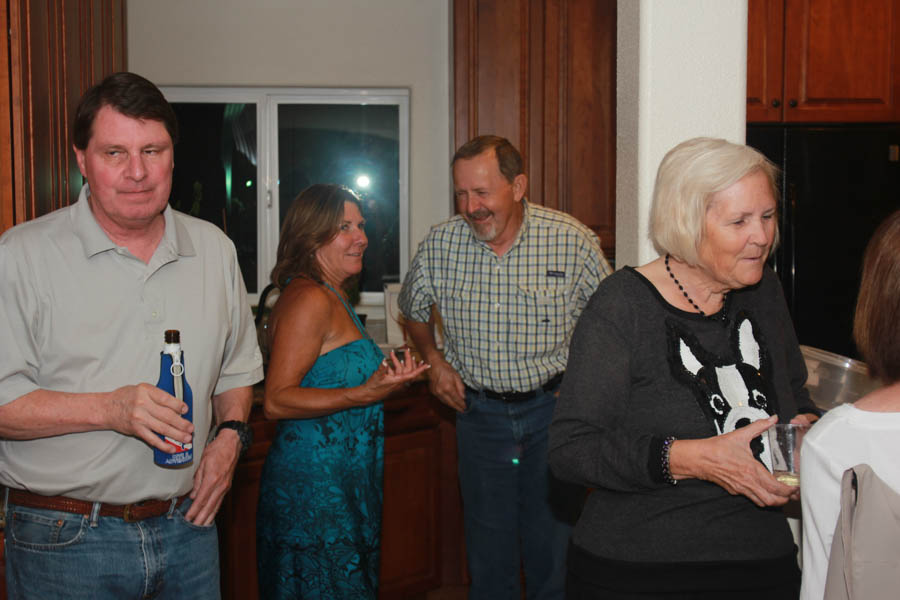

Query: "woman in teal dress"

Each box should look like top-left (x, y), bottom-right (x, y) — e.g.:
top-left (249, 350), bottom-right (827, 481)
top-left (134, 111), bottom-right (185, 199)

top-left (257, 184), bottom-right (429, 599)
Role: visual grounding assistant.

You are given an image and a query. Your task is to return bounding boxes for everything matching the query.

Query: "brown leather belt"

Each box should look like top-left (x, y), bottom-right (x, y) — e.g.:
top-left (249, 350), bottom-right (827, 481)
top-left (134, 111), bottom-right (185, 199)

top-left (7, 489), bottom-right (187, 523)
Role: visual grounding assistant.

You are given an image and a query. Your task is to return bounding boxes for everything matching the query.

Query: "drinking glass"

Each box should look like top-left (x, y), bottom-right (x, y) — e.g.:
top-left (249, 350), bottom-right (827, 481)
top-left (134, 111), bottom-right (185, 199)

top-left (767, 423), bottom-right (810, 487)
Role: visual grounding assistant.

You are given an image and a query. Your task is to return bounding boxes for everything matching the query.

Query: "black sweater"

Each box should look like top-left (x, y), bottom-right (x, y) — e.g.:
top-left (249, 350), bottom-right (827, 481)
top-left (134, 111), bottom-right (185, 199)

top-left (550, 267), bottom-right (815, 568)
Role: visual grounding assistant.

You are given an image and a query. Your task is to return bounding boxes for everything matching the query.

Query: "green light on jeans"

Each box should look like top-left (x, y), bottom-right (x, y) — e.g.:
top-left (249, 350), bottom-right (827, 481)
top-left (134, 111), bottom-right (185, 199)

top-left (512, 458), bottom-right (519, 465)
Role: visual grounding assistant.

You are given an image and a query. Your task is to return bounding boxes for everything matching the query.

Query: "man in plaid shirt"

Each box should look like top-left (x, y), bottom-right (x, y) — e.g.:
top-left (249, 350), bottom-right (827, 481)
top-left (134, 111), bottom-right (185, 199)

top-left (399, 135), bottom-right (611, 599)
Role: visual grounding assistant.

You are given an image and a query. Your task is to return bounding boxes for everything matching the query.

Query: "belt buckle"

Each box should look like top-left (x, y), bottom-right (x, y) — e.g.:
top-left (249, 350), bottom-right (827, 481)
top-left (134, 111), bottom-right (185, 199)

top-left (122, 502), bottom-right (138, 522)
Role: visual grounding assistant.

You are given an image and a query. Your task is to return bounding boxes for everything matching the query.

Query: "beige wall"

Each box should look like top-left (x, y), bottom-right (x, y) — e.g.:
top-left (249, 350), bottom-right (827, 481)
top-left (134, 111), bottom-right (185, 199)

top-left (617, 0), bottom-right (748, 267)
top-left (616, 0), bottom-right (747, 267)
top-left (130, 0), bottom-right (752, 272)
top-left (127, 0), bottom-right (452, 258)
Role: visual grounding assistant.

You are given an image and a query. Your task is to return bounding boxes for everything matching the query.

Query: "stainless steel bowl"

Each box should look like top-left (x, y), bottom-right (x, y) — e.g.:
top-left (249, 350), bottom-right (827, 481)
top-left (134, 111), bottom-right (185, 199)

top-left (800, 345), bottom-right (880, 411)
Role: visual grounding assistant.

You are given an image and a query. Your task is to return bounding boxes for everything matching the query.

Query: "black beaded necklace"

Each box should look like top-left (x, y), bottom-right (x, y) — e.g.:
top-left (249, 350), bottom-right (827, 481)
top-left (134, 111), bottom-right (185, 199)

top-left (665, 254), bottom-right (709, 316)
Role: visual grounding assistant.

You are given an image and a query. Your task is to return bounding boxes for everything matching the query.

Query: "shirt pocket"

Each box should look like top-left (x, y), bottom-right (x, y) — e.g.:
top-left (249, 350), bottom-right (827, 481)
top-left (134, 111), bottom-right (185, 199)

top-left (513, 283), bottom-right (572, 354)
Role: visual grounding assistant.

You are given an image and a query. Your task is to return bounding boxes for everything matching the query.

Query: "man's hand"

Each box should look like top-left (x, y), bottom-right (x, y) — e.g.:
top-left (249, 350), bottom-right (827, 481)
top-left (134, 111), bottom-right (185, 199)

top-left (106, 383), bottom-right (193, 451)
top-left (403, 319), bottom-right (465, 411)
top-left (426, 357), bottom-right (466, 412)
top-left (185, 428), bottom-right (241, 526)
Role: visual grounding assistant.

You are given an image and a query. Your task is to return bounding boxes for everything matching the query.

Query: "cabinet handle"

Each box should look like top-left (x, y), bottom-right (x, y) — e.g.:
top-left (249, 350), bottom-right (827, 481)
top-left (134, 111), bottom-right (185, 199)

top-left (788, 99), bottom-right (798, 108)
top-left (771, 98), bottom-right (781, 108)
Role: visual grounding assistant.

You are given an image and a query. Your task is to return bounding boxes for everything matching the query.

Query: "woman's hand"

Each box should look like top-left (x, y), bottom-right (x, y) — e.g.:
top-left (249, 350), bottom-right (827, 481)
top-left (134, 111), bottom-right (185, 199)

top-left (669, 415), bottom-right (799, 507)
top-left (790, 412), bottom-right (818, 426)
top-left (360, 348), bottom-right (430, 402)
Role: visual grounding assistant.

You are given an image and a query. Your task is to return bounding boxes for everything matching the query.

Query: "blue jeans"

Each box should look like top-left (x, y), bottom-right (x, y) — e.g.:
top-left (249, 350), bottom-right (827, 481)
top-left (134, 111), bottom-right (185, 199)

top-left (457, 386), bottom-right (582, 600)
top-left (3, 495), bottom-right (219, 599)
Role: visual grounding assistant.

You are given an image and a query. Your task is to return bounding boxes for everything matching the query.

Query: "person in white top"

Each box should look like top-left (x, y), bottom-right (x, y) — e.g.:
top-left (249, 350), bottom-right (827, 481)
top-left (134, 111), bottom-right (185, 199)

top-left (800, 209), bottom-right (900, 600)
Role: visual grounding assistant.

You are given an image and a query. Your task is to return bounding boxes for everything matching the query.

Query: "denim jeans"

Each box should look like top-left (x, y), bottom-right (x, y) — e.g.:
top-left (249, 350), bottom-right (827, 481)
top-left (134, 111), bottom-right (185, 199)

top-left (457, 386), bottom-right (582, 600)
top-left (3, 496), bottom-right (219, 600)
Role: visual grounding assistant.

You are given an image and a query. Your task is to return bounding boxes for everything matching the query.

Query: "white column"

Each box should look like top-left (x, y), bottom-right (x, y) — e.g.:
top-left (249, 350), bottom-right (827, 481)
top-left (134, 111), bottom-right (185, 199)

top-left (616, 0), bottom-right (748, 267)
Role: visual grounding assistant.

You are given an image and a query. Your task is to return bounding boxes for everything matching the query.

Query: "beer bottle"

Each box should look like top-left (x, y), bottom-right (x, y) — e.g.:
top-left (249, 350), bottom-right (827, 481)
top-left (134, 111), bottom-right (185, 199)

top-left (153, 329), bottom-right (194, 467)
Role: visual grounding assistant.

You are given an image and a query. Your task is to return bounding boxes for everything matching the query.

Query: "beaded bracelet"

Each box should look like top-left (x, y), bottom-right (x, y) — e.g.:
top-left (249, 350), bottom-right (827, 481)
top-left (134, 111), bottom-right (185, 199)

top-left (661, 436), bottom-right (678, 486)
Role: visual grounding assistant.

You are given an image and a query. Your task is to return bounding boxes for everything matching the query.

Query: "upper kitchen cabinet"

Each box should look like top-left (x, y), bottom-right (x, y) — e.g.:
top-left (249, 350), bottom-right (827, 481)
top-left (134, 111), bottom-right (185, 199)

top-left (0, 0), bottom-right (126, 235)
top-left (748, 0), bottom-right (900, 122)
top-left (454, 0), bottom-right (616, 259)
top-left (747, 0), bottom-right (785, 121)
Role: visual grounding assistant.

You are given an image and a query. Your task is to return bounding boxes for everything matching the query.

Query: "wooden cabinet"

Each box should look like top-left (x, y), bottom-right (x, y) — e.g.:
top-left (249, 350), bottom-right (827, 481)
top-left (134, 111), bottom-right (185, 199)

top-left (0, 537), bottom-right (5, 600)
top-left (453, 0), bottom-right (617, 259)
top-left (747, 0), bottom-right (785, 121)
top-left (380, 386), bottom-right (465, 597)
top-left (748, 0), bottom-right (900, 122)
top-left (1, 6), bottom-right (13, 236)
top-left (0, 0), bottom-right (126, 235)
top-left (217, 383), bottom-right (465, 600)
top-left (216, 407), bottom-right (277, 600)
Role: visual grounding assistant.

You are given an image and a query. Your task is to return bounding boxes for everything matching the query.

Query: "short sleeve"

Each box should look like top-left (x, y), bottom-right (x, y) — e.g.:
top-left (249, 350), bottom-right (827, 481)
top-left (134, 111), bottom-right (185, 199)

top-left (212, 237), bottom-right (264, 395)
top-left (399, 233), bottom-right (436, 323)
top-left (0, 241), bottom-right (42, 405)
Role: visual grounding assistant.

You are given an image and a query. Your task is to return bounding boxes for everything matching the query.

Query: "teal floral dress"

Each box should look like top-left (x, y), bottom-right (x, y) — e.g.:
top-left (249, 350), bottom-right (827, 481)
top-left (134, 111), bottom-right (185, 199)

top-left (257, 283), bottom-right (385, 599)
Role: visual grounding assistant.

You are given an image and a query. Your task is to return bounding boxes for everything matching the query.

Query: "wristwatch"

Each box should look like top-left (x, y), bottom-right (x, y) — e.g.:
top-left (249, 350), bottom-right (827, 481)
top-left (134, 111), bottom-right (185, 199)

top-left (215, 420), bottom-right (253, 457)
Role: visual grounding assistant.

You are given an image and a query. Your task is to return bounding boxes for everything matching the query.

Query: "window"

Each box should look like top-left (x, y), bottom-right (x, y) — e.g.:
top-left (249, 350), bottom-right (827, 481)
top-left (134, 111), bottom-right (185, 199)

top-left (161, 87), bottom-right (409, 302)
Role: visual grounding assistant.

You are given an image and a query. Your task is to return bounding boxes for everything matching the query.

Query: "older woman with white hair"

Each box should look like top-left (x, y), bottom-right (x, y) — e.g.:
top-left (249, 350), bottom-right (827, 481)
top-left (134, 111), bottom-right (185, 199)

top-left (550, 137), bottom-right (819, 599)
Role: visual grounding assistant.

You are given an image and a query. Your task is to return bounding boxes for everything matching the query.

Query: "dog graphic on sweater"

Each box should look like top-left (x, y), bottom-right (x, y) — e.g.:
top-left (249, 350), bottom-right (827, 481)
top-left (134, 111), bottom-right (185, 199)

top-left (669, 312), bottom-right (775, 471)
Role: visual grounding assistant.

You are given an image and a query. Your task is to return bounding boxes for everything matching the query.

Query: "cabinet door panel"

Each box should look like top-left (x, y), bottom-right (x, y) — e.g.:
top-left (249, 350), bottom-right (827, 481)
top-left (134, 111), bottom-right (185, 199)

top-left (747, 0), bottom-right (785, 122)
top-left (379, 428), bottom-right (442, 598)
top-left (218, 457), bottom-right (266, 600)
top-left (784, 0), bottom-right (900, 121)
top-left (454, 0), bottom-right (616, 259)
top-left (563, 0), bottom-right (616, 253)
top-left (217, 415), bottom-right (275, 600)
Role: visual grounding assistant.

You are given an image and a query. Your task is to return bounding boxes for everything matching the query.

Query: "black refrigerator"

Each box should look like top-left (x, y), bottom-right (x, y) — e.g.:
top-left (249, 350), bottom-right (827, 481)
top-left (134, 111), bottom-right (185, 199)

top-left (747, 124), bottom-right (900, 359)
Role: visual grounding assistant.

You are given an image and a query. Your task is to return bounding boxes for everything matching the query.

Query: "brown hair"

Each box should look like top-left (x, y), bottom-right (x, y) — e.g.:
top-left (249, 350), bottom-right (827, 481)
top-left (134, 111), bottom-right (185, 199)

top-left (73, 72), bottom-right (178, 150)
top-left (853, 210), bottom-right (900, 383)
top-left (270, 184), bottom-right (362, 289)
top-left (452, 135), bottom-right (523, 183)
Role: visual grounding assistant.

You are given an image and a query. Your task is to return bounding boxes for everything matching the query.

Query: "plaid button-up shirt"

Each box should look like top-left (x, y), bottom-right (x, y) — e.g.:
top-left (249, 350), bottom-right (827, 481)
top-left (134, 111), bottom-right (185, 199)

top-left (399, 200), bottom-right (611, 392)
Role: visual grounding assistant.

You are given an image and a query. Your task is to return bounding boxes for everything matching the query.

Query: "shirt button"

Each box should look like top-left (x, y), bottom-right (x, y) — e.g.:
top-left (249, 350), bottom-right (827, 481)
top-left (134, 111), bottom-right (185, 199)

top-left (494, 302), bottom-right (501, 309)
top-left (152, 311), bottom-right (158, 318)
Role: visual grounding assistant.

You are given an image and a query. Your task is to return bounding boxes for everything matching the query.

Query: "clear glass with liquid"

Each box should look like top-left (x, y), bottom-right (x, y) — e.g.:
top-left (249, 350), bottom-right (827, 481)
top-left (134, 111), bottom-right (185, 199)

top-left (768, 423), bottom-right (809, 487)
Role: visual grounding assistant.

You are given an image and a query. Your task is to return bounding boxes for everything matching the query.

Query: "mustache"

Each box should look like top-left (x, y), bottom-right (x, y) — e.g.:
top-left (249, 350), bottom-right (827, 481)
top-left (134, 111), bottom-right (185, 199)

top-left (467, 209), bottom-right (492, 220)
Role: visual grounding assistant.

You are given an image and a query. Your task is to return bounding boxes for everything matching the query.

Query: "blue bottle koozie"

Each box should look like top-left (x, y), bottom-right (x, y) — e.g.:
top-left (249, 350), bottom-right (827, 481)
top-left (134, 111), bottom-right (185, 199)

top-left (153, 329), bottom-right (194, 467)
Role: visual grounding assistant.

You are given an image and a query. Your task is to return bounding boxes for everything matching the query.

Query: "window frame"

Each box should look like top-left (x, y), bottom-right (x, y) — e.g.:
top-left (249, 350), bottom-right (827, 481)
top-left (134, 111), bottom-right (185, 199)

top-left (160, 86), bottom-right (410, 305)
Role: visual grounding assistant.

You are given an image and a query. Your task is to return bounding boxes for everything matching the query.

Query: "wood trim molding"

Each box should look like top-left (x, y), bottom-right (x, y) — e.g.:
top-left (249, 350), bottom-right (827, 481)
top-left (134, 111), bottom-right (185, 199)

top-left (557, 0), bottom-right (569, 214)
top-left (1, 5), bottom-right (14, 234)
top-left (8, 0), bottom-right (28, 226)
top-left (518, 0), bottom-right (530, 169)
